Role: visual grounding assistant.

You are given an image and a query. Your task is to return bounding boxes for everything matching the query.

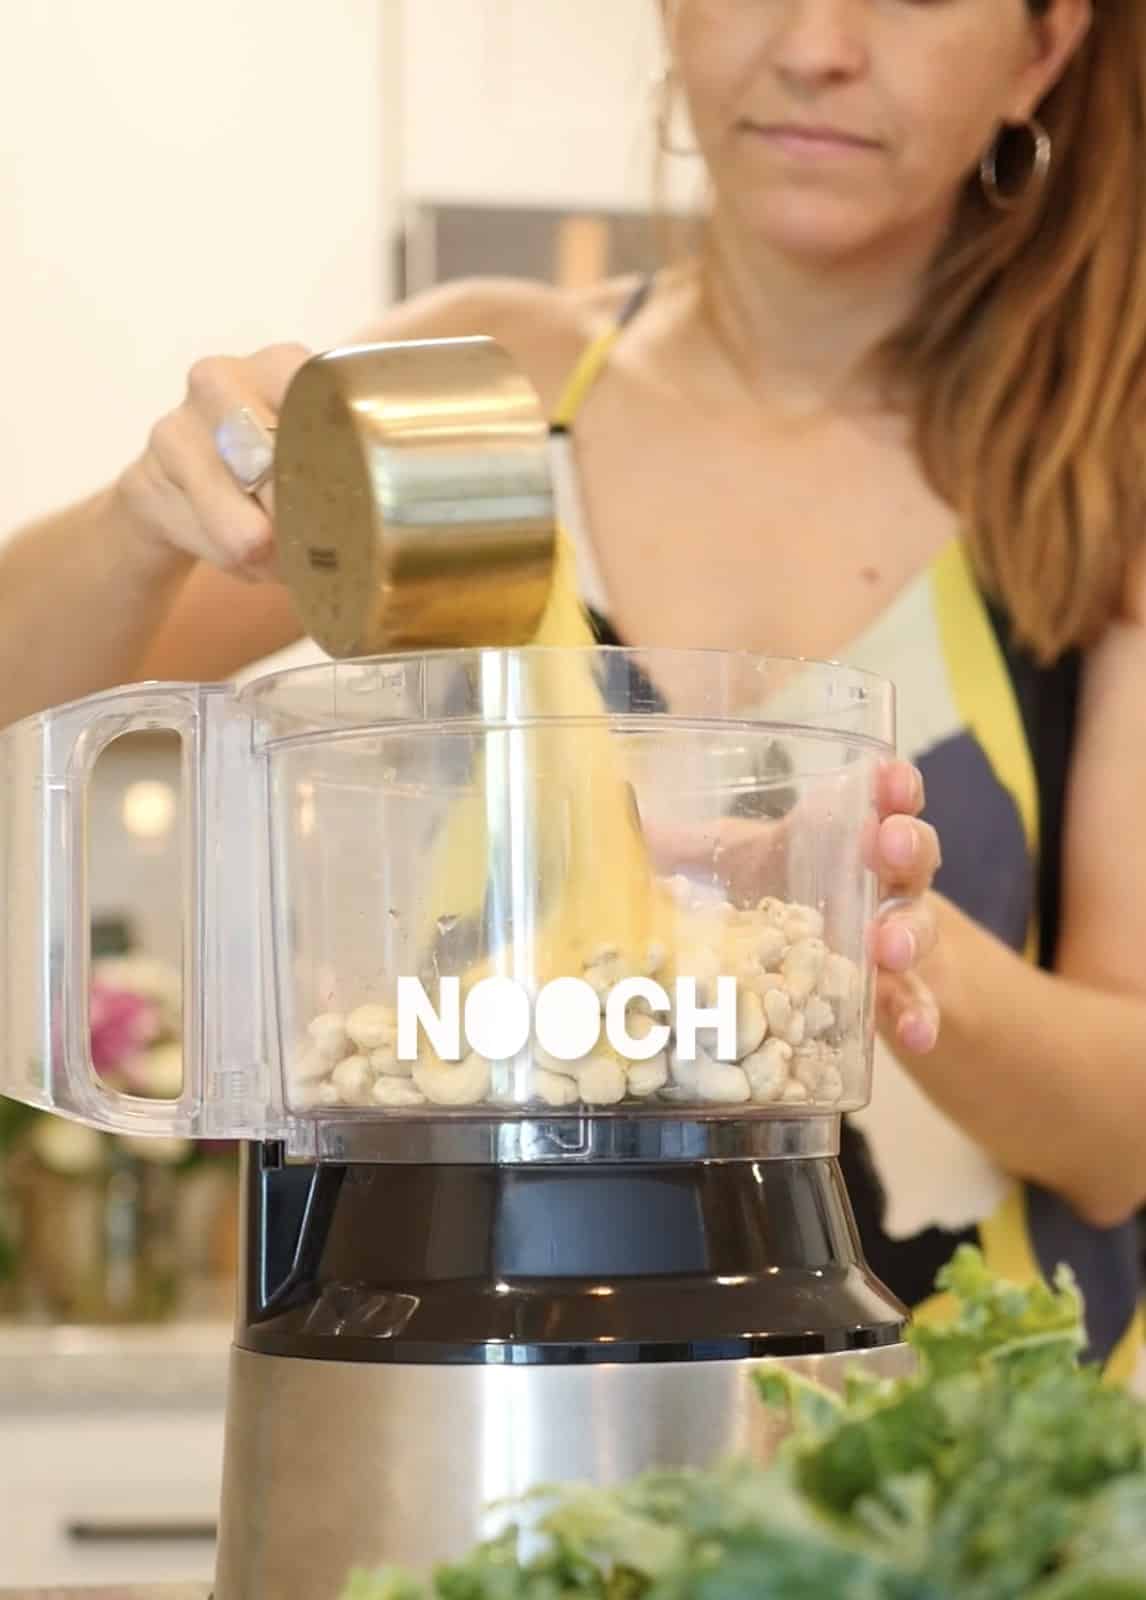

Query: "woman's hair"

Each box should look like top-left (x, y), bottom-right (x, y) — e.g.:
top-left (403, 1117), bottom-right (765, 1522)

top-left (884, 1), bottom-right (1146, 662)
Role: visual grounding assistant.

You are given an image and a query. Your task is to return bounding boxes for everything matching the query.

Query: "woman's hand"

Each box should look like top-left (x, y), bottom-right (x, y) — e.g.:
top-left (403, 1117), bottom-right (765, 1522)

top-left (868, 760), bottom-right (942, 1057)
top-left (113, 343), bottom-right (312, 581)
top-left (642, 756), bottom-right (943, 1055)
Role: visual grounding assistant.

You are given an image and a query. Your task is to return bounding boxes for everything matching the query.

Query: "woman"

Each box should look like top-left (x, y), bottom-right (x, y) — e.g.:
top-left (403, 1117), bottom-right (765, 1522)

top-left (3, 0), bottom-right (1143, 1372)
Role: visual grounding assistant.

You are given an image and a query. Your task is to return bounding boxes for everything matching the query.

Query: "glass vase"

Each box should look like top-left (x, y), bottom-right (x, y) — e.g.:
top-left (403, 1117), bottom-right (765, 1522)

top-left (8, 1127), bottom-right (184, 1325)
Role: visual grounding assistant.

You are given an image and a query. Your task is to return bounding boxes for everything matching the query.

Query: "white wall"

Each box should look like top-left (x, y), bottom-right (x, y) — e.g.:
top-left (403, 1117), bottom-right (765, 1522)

top-left (0, 0), bottom-right (678, 963)
top-left (400, 0), bottom-right (666, 212)
top-left (0, 0), bottom-right (392, 534)
top-left (0, 0), bottom-right (681, 541)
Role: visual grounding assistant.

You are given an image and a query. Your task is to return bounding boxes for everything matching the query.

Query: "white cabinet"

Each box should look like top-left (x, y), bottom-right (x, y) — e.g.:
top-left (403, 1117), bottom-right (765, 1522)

top-left (0, 0), bottom-right (390, 533)
top-left (0, 1411), bottom-right (223, 1589)
top-left (0, 1323), bottom-right (228, 1589)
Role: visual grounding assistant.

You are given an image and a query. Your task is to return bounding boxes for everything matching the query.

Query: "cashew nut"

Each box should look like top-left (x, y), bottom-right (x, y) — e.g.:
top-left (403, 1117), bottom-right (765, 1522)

top-left (819, 952), bottom-right (860, 1030)
top-left (412, 1053), bottom-right (492, 1107)
top-left (763, 986), bottom-right (807, 1046)
top-left (696, 1060), bottom-right (751, 1104)
top-left (371, 1078), bottom-right (427, 1108)
top-left (762, 985), bottom-right (792, 1037)
top-left (818, 952), bottom-right (859, 1004)
top-left (668, 1045), bottom-right (702, 1097)
top-left (534, 1067), bottom-right (582, 1108)
top-left (627, 1055), bottom-right (669, 1097)
top-left (783, 904), bottom-right (825, 943)
top-left (676, 946), bottom-right (722, 991)
top-left (753, 925), bottom-right (788, 971)
top-left (292, 1047), bottom-right (333, 1085)
top-left (330, 1054), bottom-right (375, 1105)
top-left (583, 944), bottom-right (632, 1006)
top-left (292, 1079), bottom-right (343, 1109)
top-left (818, 1065), bottom-right (844, 1104)
top-left (742, 1039), bottom-right (793, 1103)
top-left (746, 970), bottom-right (786, 998)
top-left (802, 995), bottom-right (835, 1041)
top-left (782, 938), bottom-right (827, 1004)
top-left (793, 1042), bottom-right (835, 1095)
top-left (756, 897), bottom-right (788, 927)
top-left (733, 988), bottom-right (768, 1061)
top-left (578, 1057), bottom-right (628, 1105)
top-left (534, 1039), bottom-right (617, 1078)
top-left (346, 1003), bottom-right (398, 1053)
top-left (308, 1012), bottom-right (350, 1063)
top-left (370, 1045), bottom-right (413, 1079)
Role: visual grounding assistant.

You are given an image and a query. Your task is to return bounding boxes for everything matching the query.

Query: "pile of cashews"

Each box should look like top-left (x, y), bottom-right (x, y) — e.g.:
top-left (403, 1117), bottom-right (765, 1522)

top-left (288, 879), bottom-right (864, 1115)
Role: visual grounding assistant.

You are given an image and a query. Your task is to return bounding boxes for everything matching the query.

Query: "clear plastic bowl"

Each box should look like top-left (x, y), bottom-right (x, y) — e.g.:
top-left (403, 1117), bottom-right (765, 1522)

top-left (247, 648), bottom-right (894, 1124)
top-left (0, 647), bottom-right (893, 1152)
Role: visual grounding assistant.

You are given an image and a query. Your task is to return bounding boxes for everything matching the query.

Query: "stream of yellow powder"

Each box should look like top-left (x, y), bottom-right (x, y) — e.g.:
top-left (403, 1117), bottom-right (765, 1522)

top-left (416, 528), bottom-right (680, 994)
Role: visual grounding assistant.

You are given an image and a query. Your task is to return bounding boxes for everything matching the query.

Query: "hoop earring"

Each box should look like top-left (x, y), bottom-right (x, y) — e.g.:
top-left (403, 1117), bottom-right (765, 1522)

top-left (654, 68), bottom-right (700, 158)
top-left (979, 117), bottom-right (1052, 212)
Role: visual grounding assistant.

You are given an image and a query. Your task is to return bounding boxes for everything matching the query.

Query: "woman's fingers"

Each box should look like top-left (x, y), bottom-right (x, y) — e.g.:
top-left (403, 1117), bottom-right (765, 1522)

top-left (876, 814), bottom-right (942, 898)
top-left (116, 342), bottom-right (312, 577)
top-left (146, 405), bottom-right (273, 574)
top-left (872, 895), bottom-right (939, 973)
top-left (877, 967), bottom-right (940, 1056)
top-left (875, 757), bottom-right (925, 820)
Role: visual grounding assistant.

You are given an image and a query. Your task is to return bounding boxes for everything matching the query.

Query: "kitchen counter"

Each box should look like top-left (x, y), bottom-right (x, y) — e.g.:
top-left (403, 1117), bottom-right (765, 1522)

top-left (0, 1589), bottom-right (209, 1597)
top-left (0, 1321), bottom-right (230, 1414)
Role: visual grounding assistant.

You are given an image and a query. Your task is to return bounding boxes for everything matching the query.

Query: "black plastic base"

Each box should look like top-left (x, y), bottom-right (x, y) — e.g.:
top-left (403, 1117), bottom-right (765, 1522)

top-left (236, 1144), bottom-right (907, 1365)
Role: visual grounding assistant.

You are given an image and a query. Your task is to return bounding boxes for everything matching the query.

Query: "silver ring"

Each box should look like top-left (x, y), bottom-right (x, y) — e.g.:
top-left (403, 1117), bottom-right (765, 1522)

top-left (214, 406), bottom-right (276, 495)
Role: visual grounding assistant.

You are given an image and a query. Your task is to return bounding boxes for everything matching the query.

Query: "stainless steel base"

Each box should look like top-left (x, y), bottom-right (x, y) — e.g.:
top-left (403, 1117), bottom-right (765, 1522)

top-left (213, 1341), bottom-right (913, 1598)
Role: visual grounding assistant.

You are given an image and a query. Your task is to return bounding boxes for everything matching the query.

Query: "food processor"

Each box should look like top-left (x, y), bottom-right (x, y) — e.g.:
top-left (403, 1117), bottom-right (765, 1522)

top-left (0, 338), bottom-right (911, 1599)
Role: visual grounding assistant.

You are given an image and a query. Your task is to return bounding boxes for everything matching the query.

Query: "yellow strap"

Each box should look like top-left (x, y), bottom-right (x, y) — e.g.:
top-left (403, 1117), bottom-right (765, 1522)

top-left (914, 553), bottom-right (1146, 1376)
top-left (930, 540), bottom-right (1040, 854)
top-left (930, 539), bottom-right (1042, 963)
top-left (1104, 1305), bottom-right (1146, 1389)
top-left (551, 325), bottom-right (624, 429)
top-left (977, 1182), bottom-right (1048, 1289)
top-left (909, 1186), bottom-right (1040, 1328)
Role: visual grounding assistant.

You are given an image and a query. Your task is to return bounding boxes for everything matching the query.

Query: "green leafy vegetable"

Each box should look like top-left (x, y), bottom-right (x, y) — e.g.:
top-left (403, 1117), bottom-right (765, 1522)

top-left (342, 1247), bottom-right (1146, 1600)
top-left (909, 1245), bottom-right (1086, 1380)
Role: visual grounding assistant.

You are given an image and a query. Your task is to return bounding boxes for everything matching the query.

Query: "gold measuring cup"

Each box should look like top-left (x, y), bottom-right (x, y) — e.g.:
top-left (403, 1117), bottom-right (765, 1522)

top-left (272, 336), bottom-right (557, 658)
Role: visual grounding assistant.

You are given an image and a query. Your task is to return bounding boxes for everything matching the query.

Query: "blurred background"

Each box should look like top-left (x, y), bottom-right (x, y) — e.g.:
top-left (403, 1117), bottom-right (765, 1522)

top-left (0, 1), bottom-right (700, 1585)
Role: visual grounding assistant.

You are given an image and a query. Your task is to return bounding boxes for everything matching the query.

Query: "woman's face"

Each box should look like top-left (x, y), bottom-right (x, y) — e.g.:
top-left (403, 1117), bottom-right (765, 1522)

top-left (667, 0), bottom-right (1091, 263)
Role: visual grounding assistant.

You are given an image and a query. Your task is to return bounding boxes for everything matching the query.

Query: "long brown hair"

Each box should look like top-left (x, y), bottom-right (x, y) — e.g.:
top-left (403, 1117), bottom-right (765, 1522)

top-left (886, 1), bottom-right (1146, 662)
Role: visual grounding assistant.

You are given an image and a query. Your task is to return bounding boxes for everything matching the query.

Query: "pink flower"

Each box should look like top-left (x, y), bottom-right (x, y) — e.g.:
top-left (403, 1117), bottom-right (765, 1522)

top-left (89, 982), bottom-right (161, 1075)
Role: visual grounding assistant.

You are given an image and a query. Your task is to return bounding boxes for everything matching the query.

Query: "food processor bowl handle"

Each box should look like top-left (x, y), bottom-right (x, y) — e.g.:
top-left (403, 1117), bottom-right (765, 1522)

top-left (0, 683), bottom-right (272, 1141)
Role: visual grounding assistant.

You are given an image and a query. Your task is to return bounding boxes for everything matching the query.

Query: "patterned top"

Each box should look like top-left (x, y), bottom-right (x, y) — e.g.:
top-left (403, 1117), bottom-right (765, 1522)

top-left (546, 277), bottom-right (1145, 1384)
